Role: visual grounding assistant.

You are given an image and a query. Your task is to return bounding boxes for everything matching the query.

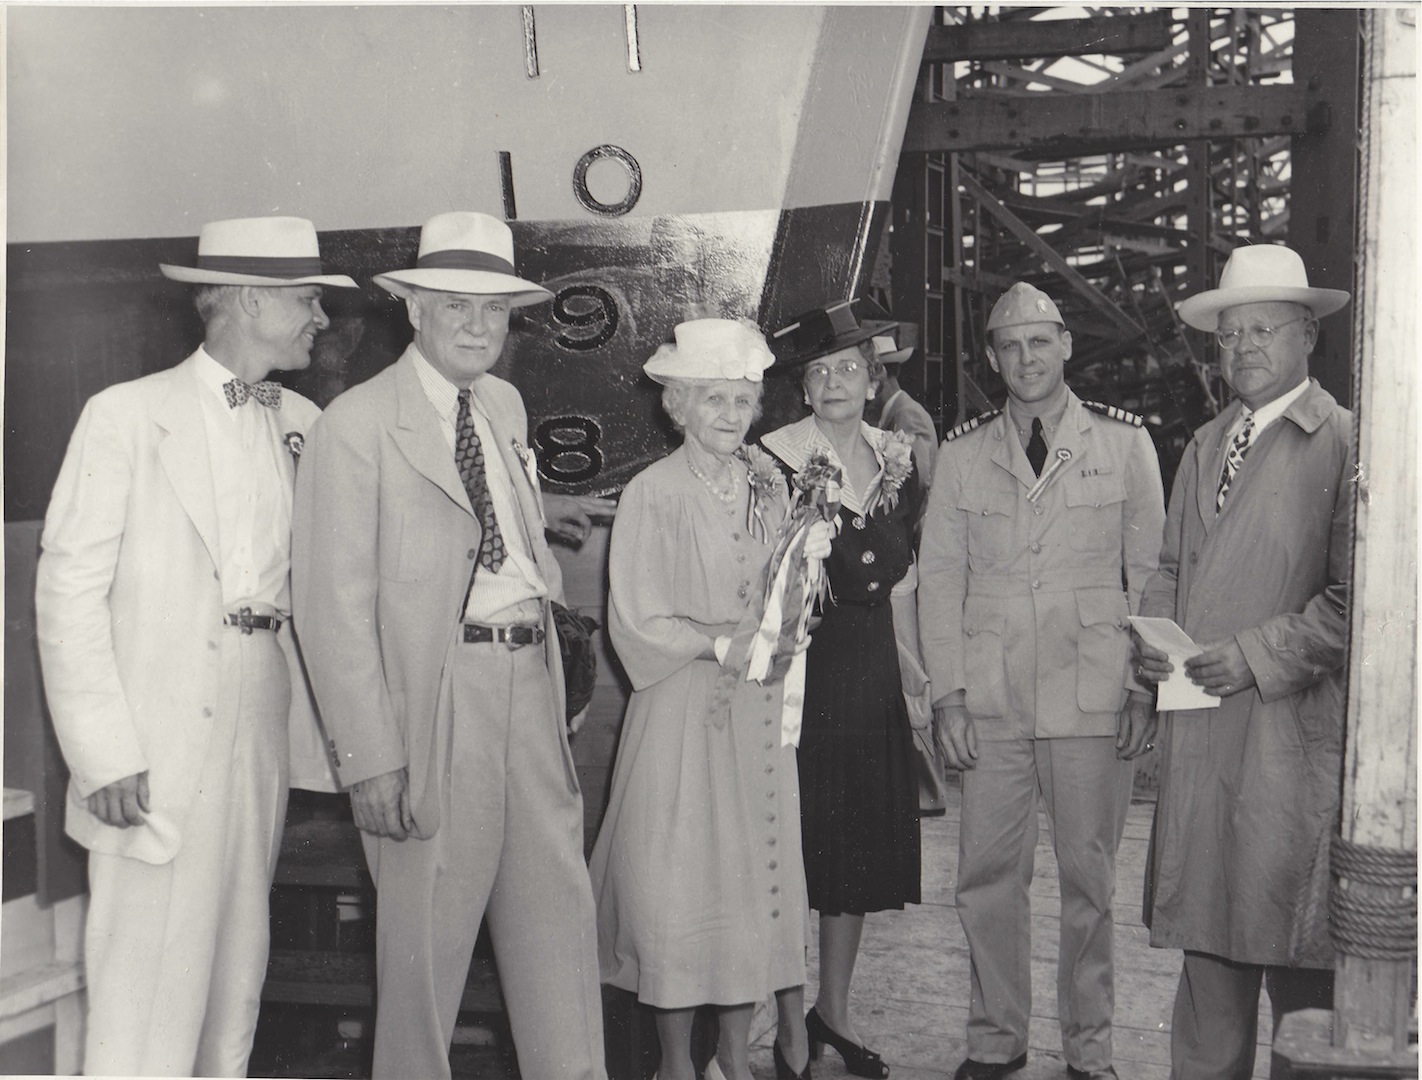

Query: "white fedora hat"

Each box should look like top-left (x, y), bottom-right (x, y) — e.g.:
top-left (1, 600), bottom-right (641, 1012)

top-left (871, 322), bottom-right (918, 366)
top-left (373, 211), bottom-right (552, 307)
top-left (160, 216), bottom-right (357, 288)
top-left (1177, 244), bottom-right (1350, 331)
top-left (643, 318), bottom-right (776, 385)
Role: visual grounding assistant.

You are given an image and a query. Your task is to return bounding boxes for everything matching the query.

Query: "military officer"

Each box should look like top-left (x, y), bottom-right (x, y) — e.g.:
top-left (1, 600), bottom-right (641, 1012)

top-left (917, 282), bottom-right (1166, 1080)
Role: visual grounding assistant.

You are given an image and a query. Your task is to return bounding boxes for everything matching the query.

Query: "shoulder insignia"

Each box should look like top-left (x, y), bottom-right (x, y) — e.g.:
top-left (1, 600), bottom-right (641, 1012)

top-left (1082, 400), bottom-right (1145, 427)
top-left (943, 408), bottom-right (1001, 442)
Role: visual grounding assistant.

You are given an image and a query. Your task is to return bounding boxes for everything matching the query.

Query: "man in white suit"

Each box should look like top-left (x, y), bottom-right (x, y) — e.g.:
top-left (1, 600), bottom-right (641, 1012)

top-left (35, 216), bottom-right (355, 1076)
top-left (291, 212), bottom-right (606, 1080)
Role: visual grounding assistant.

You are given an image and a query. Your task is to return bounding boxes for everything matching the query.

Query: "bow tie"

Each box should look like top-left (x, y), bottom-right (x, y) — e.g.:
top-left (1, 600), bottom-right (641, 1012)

top-left (223, 379), bottom-right (282, 410)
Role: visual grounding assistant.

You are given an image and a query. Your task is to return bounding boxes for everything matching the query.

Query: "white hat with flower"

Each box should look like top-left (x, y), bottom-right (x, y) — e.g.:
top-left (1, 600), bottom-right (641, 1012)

top-left (643, 318), bottom-right (777, 384)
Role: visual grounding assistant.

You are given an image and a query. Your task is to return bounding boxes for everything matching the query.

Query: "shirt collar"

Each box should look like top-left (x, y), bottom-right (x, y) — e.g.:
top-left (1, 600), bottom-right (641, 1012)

top-left (761, 415), bottom-right (888, 515)
top-left (1006, 388), bottom-right (1069, 436)
top-left (411, 345), bottom-right (488, 420)
top-left (1238, 377), bottom-right (1310, 434)
top-left (192, 346), bottom-right (244, 408)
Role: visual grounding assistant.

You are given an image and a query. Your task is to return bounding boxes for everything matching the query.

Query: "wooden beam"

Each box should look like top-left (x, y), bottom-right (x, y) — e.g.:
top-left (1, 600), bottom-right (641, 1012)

top-left (922, 11), bottom-right (1172, 63)
top-left (904, 84), bottom-right (1317, 155)
top-left (1336, 2), bottom-right (1417, 1053)
top-left (958, 170), bottom-right (1145, 339)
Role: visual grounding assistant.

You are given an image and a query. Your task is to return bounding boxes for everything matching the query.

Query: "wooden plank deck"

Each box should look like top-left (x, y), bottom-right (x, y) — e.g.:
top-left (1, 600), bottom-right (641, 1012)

top-left (746, 779), bottom-right (1272, 1080)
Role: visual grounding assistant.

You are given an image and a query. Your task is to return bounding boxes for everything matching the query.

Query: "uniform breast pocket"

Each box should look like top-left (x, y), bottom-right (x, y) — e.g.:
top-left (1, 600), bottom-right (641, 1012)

top-left (957, 491), bottom-right (1017, 560)
top-left (962, 601), bottom-right (1008, 719)
top-left (1074, 588), bottom-right (1130, 714)
top-left (1062, 475), bottom-right (1127, 553)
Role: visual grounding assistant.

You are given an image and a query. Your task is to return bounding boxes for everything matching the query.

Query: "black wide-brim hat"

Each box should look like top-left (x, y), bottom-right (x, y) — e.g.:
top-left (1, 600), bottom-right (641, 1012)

top-left (768, 296), bottom-right (898, 370)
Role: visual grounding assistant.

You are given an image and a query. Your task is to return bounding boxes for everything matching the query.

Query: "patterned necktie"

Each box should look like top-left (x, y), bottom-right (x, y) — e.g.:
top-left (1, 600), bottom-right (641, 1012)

top-left (456, 389), bottom-right (506, 574)
top-left (1215, 412), bottom-right (1256, 512)
top-left (1026, 417), bottom-right (1048, 477)
top-left (223, 378), bottom-right (282, 409)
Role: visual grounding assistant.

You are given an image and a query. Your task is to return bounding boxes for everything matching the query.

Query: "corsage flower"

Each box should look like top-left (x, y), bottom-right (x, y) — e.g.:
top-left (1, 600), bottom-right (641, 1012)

top-left (736, 443), bottom-right (787, 543)
top-left (868, 430), bottom-right (915, 515)
top-left (284, 431), bottom-right (305, 465)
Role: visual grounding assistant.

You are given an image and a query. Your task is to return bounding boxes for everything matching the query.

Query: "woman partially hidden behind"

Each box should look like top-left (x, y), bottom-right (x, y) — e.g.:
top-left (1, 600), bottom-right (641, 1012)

top-left (590, 318), bottom-right (831, 1080)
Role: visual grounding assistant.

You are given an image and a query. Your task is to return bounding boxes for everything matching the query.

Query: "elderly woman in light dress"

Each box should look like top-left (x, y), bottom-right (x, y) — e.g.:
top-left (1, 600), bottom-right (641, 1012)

top-left (590, 318), bottom-right (831, 1080)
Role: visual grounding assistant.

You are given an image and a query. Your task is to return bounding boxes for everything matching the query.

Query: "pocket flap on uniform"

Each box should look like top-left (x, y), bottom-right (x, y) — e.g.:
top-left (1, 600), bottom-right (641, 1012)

top-left (954, 490), bottom-right (1015, 518)
top-left (1062, 475), bottom-right (1126, 509)
top-left (963, 606), bottom-right (1006, 638)
top-left (1075, 588), bottom-right (1128, 629)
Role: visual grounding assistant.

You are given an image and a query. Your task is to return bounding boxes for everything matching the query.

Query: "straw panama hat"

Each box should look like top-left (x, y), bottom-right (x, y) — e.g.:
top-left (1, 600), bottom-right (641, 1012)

top-left (159, 217), bottom-right (357, 288)
top-left (871, 322), bottom-right (919, 366)
top-left (1177, 244), bottom-right (1350, 331)
top-left (373, 211), bottom-right (553, 307)
top-left (643, 318), bottom-right (777, 385)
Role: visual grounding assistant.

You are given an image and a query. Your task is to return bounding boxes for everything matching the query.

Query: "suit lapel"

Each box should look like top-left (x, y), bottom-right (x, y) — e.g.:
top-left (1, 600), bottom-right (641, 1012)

top-left (271, 404), bottom-right (302, 520)
top-left (1196, 407), bottom-right (1241, 532)
top-left (390, 354), bottom-right (475, 516)
top-left (155, 357), bottom-right (222, 570)
top-left (472, 380), bottom-right (550, 566)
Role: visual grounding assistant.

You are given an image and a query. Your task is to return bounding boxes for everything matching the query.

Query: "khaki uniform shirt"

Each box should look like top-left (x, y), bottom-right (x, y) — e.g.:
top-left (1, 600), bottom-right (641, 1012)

top-left (918, 391), bottom-right (1165, 739)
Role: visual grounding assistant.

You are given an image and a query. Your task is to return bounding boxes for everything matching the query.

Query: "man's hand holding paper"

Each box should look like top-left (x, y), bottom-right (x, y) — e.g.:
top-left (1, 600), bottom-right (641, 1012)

top-left (1128, 616), bottom-right (1222, 711)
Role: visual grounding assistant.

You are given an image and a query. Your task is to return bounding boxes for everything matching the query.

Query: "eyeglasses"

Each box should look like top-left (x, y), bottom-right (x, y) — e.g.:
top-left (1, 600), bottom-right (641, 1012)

top-left (1215, 315), bottom-right (1311, 350)
top-left (804, 359), bottom-right (862, 383)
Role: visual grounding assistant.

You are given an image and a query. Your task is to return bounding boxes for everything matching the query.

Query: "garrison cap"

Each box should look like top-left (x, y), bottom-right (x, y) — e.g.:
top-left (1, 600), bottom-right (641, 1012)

top-left (986, 282), bottom-right (1064, 333)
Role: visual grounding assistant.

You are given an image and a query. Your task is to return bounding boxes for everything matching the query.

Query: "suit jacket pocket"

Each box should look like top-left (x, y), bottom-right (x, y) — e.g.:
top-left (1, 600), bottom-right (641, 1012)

top-left (378, 512), bottom-right (445, 583)
top-left (1075, 588), bottom-right (1130, 714)
top-left (962, 602), bottom-right (1007, 718)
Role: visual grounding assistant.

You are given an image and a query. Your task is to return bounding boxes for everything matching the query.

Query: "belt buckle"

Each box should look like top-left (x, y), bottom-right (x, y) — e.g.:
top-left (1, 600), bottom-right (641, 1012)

top-left (504, 625), bottom-right (525, 651)
top-left (235, 605), bottom-right (255, 636)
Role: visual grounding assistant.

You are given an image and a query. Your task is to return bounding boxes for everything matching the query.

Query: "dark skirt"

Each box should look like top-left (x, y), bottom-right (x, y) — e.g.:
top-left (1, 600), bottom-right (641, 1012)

top-left (798, 597), bottom-right (921, 915)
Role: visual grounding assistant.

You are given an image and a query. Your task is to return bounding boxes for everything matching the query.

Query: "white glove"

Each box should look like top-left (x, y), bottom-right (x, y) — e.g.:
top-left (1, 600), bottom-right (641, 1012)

top-left (803, 519), bottom-right (834, 560)
top-left (713, 634), bottom-right (732, 665)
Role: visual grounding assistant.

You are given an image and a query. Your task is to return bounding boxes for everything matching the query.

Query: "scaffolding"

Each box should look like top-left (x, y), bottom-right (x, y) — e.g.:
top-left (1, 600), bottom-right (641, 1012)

top-left (887, 7), bottom-right (1357, 486)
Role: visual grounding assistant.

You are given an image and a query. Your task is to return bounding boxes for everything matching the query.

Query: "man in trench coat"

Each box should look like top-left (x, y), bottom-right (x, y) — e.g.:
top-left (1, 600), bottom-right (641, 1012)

top-left (290, 211), bottom-right (605, 1080)
top-left (1134, 243), bottom-right (1353, 1080)
top-left (918, 282), bottom-right (1165, 1080)
top-left (35, 216), bottom-right (354, 1075)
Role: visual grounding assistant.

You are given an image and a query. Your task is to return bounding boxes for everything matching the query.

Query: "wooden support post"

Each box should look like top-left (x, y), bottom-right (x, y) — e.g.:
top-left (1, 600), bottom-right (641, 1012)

top-left (1273, 9), bottom-right (1418, 1078)
top-left (1335, 10), bottom-right (1417, 1048)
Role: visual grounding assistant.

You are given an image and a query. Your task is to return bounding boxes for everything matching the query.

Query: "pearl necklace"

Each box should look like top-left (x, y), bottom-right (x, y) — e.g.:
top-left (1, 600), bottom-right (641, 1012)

top-left (687, 455), bottom-right (739, 504)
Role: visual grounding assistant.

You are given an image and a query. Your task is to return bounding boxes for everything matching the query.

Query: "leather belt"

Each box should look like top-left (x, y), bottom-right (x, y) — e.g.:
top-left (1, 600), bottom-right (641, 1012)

top-left (224, 607), bottom-right (282, 634)
top-left (462, 623), bottom-right (545, 649)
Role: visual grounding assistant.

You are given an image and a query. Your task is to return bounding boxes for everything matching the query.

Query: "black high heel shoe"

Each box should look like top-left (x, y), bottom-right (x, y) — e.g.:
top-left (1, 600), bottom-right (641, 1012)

top-left (774, 1039), bottom-right (812, 1080)
top-left (806, 1007), bottom-right (889, 1079)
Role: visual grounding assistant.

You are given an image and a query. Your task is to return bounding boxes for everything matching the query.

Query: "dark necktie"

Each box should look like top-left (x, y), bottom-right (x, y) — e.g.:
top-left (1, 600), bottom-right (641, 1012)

top-left (456, 389), bottom-right (506, 574)
top-left (223, 378), bottom-right (282, 409)
top-left (1026, 417), bottom-right (1048, 477)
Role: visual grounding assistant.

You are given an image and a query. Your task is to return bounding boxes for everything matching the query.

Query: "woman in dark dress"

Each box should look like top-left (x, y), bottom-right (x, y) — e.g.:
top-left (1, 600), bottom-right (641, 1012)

top-left (761, 301), bottom-right (924, 1080)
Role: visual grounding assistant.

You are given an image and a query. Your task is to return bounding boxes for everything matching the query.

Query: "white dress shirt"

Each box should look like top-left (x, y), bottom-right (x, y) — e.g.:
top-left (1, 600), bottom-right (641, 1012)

top-left (410, 348), bottom-right (546, 625)
top-left (192, 348), bottom-right (291, 614)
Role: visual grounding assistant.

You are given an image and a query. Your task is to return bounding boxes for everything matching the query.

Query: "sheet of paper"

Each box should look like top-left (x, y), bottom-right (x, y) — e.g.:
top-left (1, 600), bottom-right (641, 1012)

top-left (1128, 616), bottom-right (1221, 711)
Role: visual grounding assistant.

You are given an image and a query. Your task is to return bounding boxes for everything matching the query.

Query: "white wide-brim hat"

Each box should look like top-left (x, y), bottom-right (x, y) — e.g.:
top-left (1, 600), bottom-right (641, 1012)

top-left (160, 216), bottom-right (358, 288)
top-left (1177, 244), bottom-right (1350, 331)
top-left (643, 318), bottom-right (776, 385)
top-left (373, 211), bottom-right (552, 307)
top-left (871, 322), bottom-right (918, 366)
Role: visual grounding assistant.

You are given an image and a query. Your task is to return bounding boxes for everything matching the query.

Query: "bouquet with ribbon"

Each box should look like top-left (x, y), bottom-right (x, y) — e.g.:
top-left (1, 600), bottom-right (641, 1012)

top-left (707, 451), bottom-right (841, 746)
